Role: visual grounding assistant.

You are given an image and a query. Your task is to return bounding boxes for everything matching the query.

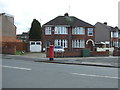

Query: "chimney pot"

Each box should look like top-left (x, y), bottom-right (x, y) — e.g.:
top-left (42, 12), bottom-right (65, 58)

top-left (104, 22), bottom-right (107, 25)
top-left (64, 13), bottom-right (69, 16)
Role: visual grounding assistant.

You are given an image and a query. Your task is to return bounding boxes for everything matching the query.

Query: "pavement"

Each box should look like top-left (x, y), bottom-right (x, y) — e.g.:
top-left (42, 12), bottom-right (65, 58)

top-left (2, 52), bottom-right (120, 68)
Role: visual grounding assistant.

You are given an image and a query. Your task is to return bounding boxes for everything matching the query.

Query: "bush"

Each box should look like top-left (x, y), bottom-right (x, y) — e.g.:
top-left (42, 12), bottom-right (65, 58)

top-left (16, 50), bottom-right (24, 55)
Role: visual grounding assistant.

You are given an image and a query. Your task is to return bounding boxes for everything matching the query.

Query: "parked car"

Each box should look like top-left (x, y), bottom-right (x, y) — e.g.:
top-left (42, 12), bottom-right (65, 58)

top-left (54, 46), bottom-right (65, 52)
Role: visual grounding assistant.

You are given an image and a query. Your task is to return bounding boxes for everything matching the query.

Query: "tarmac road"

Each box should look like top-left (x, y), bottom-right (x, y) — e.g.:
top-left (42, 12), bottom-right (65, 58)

top-left (2, 56), bottom-right (119, 88)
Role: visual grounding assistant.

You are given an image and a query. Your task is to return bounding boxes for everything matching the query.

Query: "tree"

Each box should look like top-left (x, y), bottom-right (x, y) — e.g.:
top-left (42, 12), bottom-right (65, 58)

top-left (29, 19), bottom-right (42, 40)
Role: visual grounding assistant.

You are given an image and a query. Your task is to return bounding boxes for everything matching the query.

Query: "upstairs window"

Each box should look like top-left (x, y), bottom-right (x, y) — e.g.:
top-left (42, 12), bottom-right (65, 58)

top-left (88, 28), bottom-right (93, 36)
top-left (45, 27), bottom-right (51, 35)
top-left (55, 26), bottom-right (68, 34)
top-left (72, 27), bottom-right (85, 35)
top-left (111, 32), bottom-right (118, 38)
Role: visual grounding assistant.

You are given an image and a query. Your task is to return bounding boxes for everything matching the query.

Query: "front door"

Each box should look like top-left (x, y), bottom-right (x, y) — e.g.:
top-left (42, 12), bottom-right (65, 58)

top-left (87, 41), bottom-right (93, 51)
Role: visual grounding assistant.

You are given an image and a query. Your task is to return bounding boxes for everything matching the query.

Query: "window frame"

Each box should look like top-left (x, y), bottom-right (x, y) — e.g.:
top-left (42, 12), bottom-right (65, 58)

top-left (55, 26), bottom-right (68, 34)
top-left (113, 32), bottom-right (118, 38)
top-left (88, 28), bottom-right (93, 36)
top-left (54, 39), bottom-right (68, 48)
top-left (72, 27), bottom-right (85, 35)
top-left (72, 39), bottom-right (85, 48)
top-left (45, 27), bottom-right (51, 35)
top-left (113, 41), bottom-right (118, 47)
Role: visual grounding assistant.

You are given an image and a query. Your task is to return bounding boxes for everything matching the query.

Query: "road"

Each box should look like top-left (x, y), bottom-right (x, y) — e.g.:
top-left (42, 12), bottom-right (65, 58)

top-left (2, 56), bottom-right (119, 88)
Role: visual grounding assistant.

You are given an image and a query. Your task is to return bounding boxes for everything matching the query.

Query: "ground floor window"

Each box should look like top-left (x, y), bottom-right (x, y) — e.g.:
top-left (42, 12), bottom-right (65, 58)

top-left (72, 40), bottom-right (85, 48)
top-left (112, 41), bottom-right (118, 47)
top-left (54, 39), bottom-right (68, 48)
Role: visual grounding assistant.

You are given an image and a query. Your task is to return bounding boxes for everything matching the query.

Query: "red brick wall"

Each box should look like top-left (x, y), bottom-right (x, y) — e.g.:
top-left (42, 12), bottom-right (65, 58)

top-left (111, 38), bottom-right (119, 42)
top-left (91, 50), bottom-right (109, 56)
top-left (2, 46), bottom-right (16, 54)
top-left (46, 49), bottom-right (82, 57)
top-left (46, 49), bottom-right (109, 57)
top-left (113, 50), bottom-right (120, 56)
top-left (2, 42), bottom-right (28, 54)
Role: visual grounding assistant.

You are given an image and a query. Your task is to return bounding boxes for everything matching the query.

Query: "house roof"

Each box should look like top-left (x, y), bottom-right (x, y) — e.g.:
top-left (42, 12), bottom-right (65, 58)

top-left (95, 22), bottom-right (120, 32)
top-left (110, 26), bottom-right (120, 32)
top-left (0, 13), bottom-right (5, 16)
top-left (95, 22), bottom-right (111, 30)
top-left (43, 14), bottom-right (93, 27)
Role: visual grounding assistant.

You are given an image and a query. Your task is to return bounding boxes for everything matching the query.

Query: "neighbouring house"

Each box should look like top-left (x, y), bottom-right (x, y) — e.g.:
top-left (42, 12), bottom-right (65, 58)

top-left (17, 32), bottom-right (29, 43)
top-left (0, 13), bottom-right (27, 54)
top-left (110, 26), bottom-right (120, 48)
top-left (0, 13), bottom-right (17, 43)
top-left (42, 13), bottom-right (95, 57)
top-left (95, 22), bottom-right (120, 49)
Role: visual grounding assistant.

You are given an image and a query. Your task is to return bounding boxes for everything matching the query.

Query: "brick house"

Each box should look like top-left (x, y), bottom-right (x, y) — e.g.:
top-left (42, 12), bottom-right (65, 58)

top-left (0, 13), bottom-right (16, 43)
top-left (95, 22), bottom-right (120, 48)
top-left (110, 26), bottom-right (120, 48)
top-left (42, 13), bottom-right (95, 57)
top-left (0, 13), bottom-right (27, 54)
top-left (17, 32), bottom-right (29, 43)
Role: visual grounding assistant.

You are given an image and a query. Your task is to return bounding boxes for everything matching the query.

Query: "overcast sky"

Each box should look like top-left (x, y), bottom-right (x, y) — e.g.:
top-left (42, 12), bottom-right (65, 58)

top-left (0, 0), bottom-right (119, 34)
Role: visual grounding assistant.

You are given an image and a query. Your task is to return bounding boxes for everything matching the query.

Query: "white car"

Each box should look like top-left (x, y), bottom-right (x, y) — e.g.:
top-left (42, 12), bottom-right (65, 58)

top-left (54, 46), bottom-right (65, 52)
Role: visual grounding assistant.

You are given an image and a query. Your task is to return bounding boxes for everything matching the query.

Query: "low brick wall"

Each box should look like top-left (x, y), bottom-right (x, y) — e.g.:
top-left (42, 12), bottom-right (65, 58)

top-left (91, 50), bottom-right (109, 56)
top-left (46, 49), bottom-right (109, 57)
top-left (55, 51), bottom-right (82, 57)
top-left (2, 42), bottom-right (28, 52)
top-left (46, 50), bottom-right (82, 57)
top-left (113, 50), bottom-right (120, 56)
top-left (2, 42), bottom-right (28, 54)
top-left (2, 46), bottom-right (16, 55)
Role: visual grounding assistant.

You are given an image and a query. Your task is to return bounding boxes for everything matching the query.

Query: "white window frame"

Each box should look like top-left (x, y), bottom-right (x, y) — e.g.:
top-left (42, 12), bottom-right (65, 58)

top-left (72, 40), bottom-right (85, 48)
top-left (55, 26), bottom-right (68, 34)
top-left (54, 39), bottom-right (68, 48)
top-left (72, 27), bottom-right (85, 35)
top-left (113, 41), bottom-right (118, 47)
top-left (113, 32), bottom-right (118, 38)
top-left (45, 27), bottom-right (51, 35)
top-left (88, 28), bottom-right (93, 36)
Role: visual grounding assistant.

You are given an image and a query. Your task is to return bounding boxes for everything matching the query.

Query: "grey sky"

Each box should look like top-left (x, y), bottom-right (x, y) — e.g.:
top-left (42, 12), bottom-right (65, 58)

top-left (0, 0), bottom-right (119, 34)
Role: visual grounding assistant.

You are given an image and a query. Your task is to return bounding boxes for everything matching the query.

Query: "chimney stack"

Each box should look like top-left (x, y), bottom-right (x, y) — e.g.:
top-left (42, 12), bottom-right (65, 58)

top-left (64, 13), bottom-right (69, 16)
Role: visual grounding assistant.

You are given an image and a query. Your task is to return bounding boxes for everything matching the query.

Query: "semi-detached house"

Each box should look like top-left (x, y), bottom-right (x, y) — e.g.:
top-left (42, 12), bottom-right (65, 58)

top-left (42, 13), bottom-right (95, 57)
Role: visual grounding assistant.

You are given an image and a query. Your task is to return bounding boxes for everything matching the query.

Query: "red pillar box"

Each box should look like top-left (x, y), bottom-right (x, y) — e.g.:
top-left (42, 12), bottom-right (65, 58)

top-left (49, 45), bottom-right (54, 60)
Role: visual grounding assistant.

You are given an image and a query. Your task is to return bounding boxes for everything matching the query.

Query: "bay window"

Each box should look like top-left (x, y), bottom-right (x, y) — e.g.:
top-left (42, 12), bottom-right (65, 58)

top-left (55, 26), bottom-right (68, 34)
top-left (72, 27), bottom-right (85, 35)
top-left (72, 40), bottom-right (85, 48)
top-left (54, 39), bottom-right (68, 48)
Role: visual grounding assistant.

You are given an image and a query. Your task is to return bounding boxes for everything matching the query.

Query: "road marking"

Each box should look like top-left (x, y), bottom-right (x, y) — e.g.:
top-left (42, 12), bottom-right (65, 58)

top-left (1, 65), bottom-right (32, 71)
top-left (71, 73), bottom-right (119, 79)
